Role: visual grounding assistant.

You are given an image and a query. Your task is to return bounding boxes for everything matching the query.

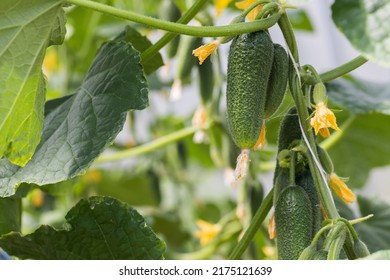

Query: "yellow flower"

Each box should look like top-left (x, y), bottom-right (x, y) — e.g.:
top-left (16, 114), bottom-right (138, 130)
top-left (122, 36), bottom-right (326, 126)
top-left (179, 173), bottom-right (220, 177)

top-left (310, 102), bottom-right (341, 137)
top-left (195, 220), bottom-right (221, 246)
top-left (235, 0), bottom-right (262, 21)
top-left (215, 0), bottom-right (233, 16)
top-left (268, 213), bottom-right (276, 240)
top-left (192, 40), bottom-right (220, 65)
top-left (253, 120), bottom-right (266, 150)
top-left (329, 173), bottom-right (356, 204)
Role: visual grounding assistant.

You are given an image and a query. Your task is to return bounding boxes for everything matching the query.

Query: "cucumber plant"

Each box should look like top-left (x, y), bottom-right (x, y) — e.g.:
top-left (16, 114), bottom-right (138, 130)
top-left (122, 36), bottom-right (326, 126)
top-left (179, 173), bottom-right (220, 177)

top-left (1, 0), bottom-right (390, 261)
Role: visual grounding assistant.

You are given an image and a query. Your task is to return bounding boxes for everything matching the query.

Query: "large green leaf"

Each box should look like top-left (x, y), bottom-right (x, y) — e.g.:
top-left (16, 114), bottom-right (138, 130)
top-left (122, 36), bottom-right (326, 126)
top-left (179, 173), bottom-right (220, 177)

top-left (0, 0), bottom-right (64, 166)
top-left (327, 113), bottom-right (390, 188)
top-left (337, 195), bottom-right (390, 255)
top-left (115, 25), bottom-right (164, 75)
top-left (0, 41), bottom-right (149, 197)
top-left (0, 196), bottom-right (166, 259)
top-left (0, 197), bottom-right (21, 235)
top-left (327, 78), bottom-right (390, 115)
top-left (355, 196), bottom-right (390, 253)
top-left (332, 0), bottom-right (390, 67)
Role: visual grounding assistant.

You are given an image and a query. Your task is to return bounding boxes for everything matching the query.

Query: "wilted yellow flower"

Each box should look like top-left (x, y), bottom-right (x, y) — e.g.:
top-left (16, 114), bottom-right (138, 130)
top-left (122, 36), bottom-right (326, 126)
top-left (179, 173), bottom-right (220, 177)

top-left (329, 173), bottom-right (356, 204)
top-left (192, 40), bottom-right (220, 65)
top-left (195, 220), bottom-right (221, 246)
top-left (235, 0), bottom-right (262, 21)
top-left (215, 0), bottom-right (233, 16)
top-left (253, 120), bottom-right (266, 150)
top-left (268, 213), bottom-right (276, 240)
top-left (310, 102), bottom-right (340, 137)
top-left (234, 149), bottom-right (250, 181)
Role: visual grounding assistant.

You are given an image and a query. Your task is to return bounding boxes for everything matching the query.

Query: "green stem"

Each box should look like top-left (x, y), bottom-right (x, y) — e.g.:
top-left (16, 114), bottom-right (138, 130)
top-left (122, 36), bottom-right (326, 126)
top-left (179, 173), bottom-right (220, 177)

top-left (311, 224), bottom-right (332, 247)
top-left (320, 116), bottom-right (356, 150)
top-left (337, 218), bottom-right (359, 241)
top-left (278, 11), bottom-right (299, 62)
top-left (66, 0), bottom-right (282, 37)
top-left (289, 151), bottom-right (296, 185)
top-left (228, 188), bottom-right (274, 260)
top-left (141, 0), bottom-right (208, 63)
top-left (95, 126), bottom-right (200, 163)
top-left (303, 56), bottom-right (368, 85)
top-left (289, 71), bottom-right (339, 219)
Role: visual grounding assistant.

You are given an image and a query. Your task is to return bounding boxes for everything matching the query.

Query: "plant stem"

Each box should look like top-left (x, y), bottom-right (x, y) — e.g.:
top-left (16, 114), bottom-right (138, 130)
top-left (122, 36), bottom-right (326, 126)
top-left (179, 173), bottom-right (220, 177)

top-left (95, 126), bottom-right (200, 163)
top-left (278, 11), bottom-right (299, 62)
top-left (228, 188), bottom-right (274, 260)
top-left (66, 0), bottom-right (282, 37)
top-left (320, 115), bottom-right (356, 150)
top-left (141, 0), bottom-right (208, 63)
top-left (303, 56), bottom-right (368, 85)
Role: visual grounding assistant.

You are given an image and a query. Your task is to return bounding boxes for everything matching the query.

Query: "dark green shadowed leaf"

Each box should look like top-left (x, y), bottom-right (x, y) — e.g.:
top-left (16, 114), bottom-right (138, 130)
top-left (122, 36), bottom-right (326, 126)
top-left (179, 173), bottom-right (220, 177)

top-left (0, 196), bottom-right (166, 259)
top-left (327, 113), bottom-right (390, 188)
top-left (115, 25), bottom-right (164, 75)
top-left (332, 0), bottom-right (390, 67)
top-left (336, 195), bottom-right (390, 255)
top-left (0, 0), bottom-right (64, 166)
top-left (327, 78), bottom-right (390, 115)
top-left (0, 41), bottom-right (149, 197)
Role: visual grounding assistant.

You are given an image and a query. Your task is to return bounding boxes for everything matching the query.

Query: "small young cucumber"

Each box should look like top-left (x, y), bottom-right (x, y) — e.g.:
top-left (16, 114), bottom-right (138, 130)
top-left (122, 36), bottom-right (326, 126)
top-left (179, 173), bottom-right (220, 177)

top-left (197, 51), bottom-right (214, 105)
top-left (226, 31), bottom-right (274, 149)
top-left (175, 36), bottom-right (202, 84)
top-left (275, 185), bottom-right (313, 260)
top-left (296, 168), bottom-right (322, 239)
top-left (264, 44), bottom-right (288, 119)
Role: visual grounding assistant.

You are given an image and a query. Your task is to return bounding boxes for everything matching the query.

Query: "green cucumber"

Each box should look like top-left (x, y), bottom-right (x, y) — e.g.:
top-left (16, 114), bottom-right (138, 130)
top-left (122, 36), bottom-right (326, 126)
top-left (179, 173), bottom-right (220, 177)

top-left (275, 185), bottom-right (313, 260)
top-left (175, 36), bottom-right (202, 84)
top-left (226, 31), bottom-right (274, 149)
top-left (317, 145), bottom-right (334, 174)
top-left (197, 51), bottom-right (214, 105)
top-left (296, 168), bottom-right (322, 239)
top-left (353, 239), bottom-right (370, 258)
top-left (264, 44), bottom-right (288, 119)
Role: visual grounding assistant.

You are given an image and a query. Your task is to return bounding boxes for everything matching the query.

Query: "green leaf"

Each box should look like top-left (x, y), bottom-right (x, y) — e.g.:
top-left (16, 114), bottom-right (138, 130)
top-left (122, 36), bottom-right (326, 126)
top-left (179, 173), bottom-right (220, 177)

top-left (336, 195), bottom-right (390, 255)
top-left (115, 25), bottom-right (164, 75)
top-left (289, 10), bottom-right (314, 32)
top-left (0, 41), bottom-right (149, 197)
top-left (0, 196), bottom-right (166, 259)
top-left (354, 196), bottom-right (390, 253)
top-left (0, 197), bottom-right (21, 235)
top-left (0, 0), bottom-right (64, 166)
top-left (328, 113), bottom-right (390, 188)
top-left (358, 250), bottom-right (390, 260)
top-left (327, 78), bottom-right (390, 115)
top-left (332, 0), bottom-right (390, 67)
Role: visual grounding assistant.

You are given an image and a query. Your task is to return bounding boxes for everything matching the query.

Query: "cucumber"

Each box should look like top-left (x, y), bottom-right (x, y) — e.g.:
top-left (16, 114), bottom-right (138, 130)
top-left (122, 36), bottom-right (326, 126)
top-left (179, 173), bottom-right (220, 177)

top-left (353, 239), bottom-right (370, 258)
top-left (160, 0), bottom-right (181, 59)
top-left (175, 36), bottom-right (202, 84)
top-left (317, 145), bottom-right (334, 174)
top-left (197, 51), bottom-right (214, 105)
top-left (296, 168), bottom-right (322, 240)
top-left (275, 185), bottom-right (313, 260)
top-left (226, 31), bottom-right (274, 149)
top-left (264, 44), bottom-right (288, 119)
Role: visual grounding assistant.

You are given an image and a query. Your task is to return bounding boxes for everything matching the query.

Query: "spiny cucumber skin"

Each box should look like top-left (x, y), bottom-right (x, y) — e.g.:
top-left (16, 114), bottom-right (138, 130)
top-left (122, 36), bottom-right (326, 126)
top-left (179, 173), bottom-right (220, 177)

top-left (264, 44), bottom-right (289, 119)
top-left (226, 31), bottom-right (274, 149)
top-left (275, 185), bottom-right (313, 260)
top-left (296, 168), bottom-right (322, 240)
